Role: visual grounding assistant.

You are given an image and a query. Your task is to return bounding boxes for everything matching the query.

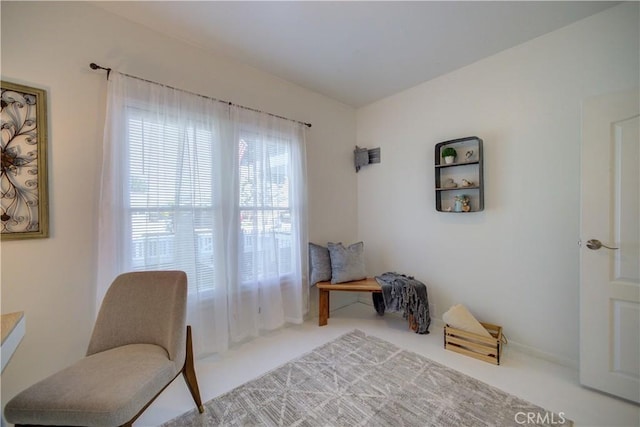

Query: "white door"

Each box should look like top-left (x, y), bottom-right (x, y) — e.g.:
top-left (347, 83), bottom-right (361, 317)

top-left (580, 88), bottom-right (640, 403)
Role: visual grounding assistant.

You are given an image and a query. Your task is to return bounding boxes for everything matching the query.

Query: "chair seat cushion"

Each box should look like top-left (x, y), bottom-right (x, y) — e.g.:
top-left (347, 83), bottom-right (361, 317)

top-left (5, 344), bottom-right (178, 427)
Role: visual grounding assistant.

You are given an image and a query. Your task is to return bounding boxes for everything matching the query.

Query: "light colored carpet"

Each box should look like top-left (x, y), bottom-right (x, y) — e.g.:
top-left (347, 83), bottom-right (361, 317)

top-left (162, 329), bottom-right (571, 426)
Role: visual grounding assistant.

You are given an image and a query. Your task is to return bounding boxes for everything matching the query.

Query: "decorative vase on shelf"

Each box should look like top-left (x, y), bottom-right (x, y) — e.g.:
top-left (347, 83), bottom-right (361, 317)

top-left (444, 156), bottom-right (455, 164)
top-left (454, 194), bottom-right (470, 212)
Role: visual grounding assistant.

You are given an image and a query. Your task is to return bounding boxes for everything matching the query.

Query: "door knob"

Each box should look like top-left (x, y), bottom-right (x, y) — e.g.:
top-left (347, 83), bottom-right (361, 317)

top-left (586, 239), bottom-right (619, 250)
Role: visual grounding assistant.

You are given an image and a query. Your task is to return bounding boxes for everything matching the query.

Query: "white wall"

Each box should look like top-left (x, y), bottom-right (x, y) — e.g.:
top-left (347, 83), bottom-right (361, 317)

top-left (0, 1), bottom-right (357, 408)
top-left (356, 3), bottom-right (639, 365)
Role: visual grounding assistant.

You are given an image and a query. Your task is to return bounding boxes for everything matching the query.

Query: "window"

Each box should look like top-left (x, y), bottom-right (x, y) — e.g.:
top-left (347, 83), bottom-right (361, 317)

top-left (126, 108), bottom-right (220, 291)
top-left (123, 109), bottom-right (300, 289)
top-left (238, 134), bottom-right (294, 282)
top-left (98, 73), bottom-right (308, 354)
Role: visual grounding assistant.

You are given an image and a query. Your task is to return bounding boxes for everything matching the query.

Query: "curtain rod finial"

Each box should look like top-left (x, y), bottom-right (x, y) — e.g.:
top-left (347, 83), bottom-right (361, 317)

top-left (90, 63), bottom-right (112, 79)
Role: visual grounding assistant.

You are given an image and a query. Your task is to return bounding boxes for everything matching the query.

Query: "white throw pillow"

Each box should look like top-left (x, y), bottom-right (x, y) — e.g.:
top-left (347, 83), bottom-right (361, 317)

top-left (442, 304), bottom-right (492, 338)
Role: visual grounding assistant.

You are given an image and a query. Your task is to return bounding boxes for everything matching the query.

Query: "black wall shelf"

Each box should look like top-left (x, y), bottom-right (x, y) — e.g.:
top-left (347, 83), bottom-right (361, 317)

top-left (435, 136), bottom-right (484, 212)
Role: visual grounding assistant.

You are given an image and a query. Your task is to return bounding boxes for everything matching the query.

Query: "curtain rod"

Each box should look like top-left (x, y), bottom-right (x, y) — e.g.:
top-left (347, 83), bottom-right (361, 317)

top-left (89, 63), bottom-right (312, 128)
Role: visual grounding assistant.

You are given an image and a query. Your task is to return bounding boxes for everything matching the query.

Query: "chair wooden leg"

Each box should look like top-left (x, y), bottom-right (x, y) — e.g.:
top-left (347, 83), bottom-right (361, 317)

top-left (182, 325), bottom-right (204, 413)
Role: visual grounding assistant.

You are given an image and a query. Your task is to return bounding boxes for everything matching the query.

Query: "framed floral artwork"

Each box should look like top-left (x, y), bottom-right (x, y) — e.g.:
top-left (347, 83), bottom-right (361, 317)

top-left (1, 81), bottom-right (49, 239)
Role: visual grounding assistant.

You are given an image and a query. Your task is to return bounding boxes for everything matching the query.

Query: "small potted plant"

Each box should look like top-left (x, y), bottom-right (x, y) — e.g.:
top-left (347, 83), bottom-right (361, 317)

top-left (442, 147), bottom-right (457, 164)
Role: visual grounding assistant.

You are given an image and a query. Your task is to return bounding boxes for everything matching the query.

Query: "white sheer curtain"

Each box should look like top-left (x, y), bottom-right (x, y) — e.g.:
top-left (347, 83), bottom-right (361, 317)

top-left (226, 107), bottom-right (308, 340)
top-left (97, 73), bottom-right (308, 356)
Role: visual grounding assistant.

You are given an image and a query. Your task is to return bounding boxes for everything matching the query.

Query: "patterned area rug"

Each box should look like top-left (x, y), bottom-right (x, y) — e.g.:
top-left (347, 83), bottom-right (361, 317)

top-left (163, 330), bottom-right (571, 426)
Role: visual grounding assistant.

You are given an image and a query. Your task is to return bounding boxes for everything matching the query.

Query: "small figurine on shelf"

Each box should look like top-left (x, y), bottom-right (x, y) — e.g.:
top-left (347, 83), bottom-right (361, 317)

top-left (462, 197), bottom-right (471, 212)
top-left (465, 150), bottom-right (474, 161)
top-left (454, 195), bottom-right (471, 212)
top-left (461, 179), bottom-right (474, 187)
top-left (443, 178), bottom-right (458, 188)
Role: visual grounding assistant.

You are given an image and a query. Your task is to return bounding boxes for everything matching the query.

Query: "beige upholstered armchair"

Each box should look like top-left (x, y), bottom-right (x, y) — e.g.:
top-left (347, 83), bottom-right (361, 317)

top-left (4, 271), bottom-right (204, 427)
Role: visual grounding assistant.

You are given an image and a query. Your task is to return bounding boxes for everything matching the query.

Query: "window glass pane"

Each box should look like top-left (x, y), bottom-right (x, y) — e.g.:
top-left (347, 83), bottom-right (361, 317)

top-left (238, 134), bottom-right (293, 280)
top-left (126, 109), bottom-right (218, 291)
top-left (124, 109), bottom-right (298, 289)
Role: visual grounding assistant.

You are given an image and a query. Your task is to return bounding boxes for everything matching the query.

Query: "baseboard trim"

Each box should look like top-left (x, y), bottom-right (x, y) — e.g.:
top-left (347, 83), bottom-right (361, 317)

top-left (506, 338), bottom-right (578, 370)
top-left (430, 317), bottom-right (578, 369)
top-left (354, 300), bottom-right (578, 369)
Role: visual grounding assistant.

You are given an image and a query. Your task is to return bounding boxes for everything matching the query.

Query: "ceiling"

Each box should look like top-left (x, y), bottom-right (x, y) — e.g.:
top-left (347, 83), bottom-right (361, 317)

top-left (94, 1), bottom-right (618, 107)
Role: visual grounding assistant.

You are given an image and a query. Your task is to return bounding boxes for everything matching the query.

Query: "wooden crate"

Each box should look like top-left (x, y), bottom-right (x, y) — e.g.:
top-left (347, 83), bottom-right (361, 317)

top-left (444, 322), bottom-right (503, 365)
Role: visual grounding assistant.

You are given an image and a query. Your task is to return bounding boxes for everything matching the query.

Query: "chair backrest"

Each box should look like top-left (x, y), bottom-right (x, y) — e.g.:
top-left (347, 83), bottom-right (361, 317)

top-left (87, 271), bottom-right (187, 368)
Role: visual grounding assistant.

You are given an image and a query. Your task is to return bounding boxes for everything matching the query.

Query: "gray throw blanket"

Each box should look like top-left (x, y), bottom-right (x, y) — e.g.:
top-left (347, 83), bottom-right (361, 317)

top-left (374, 272), bottom-right (431, 334)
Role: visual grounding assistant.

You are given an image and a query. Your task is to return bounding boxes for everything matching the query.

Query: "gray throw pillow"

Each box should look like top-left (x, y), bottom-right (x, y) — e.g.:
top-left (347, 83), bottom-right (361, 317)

top-left (328, 241), bottom-right (366, 284)
top-left (309, 243), bottom-right (332, 285)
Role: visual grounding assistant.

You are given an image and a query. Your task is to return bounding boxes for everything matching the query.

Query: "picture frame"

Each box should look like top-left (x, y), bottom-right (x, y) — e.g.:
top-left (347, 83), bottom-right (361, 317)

top-left (1, 81), bottom-right (49, 240)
